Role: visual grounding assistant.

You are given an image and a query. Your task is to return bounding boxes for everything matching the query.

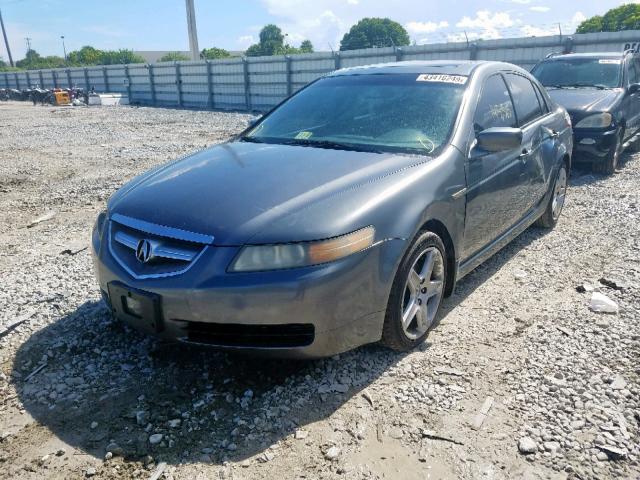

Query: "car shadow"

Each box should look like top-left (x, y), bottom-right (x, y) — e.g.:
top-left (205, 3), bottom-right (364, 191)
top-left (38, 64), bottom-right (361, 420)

top-left (570, 147), bottom-right (636, 185)
top-left (11, 205), bottom-right (565, 468)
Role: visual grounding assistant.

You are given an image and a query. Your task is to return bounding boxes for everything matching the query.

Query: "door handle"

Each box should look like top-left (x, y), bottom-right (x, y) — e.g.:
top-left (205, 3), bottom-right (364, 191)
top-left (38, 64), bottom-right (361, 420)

top-left (543, 127), bottom-right (559, 138)
top-left (519, 148), bottom-right (530, 158)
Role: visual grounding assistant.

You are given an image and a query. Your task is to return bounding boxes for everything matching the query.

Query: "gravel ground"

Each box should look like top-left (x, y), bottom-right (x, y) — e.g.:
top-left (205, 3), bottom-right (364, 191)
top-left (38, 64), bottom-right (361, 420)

top-left (0, 101), bottom-right (638, 480)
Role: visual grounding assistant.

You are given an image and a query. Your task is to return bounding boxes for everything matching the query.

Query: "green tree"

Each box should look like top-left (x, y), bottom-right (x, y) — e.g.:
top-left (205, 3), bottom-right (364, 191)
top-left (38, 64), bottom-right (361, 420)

top-left (16, 49), bottom-right (65, 69)
top-left (299, 40), bottom-right (314, 53)
top-left (246, 24), bottom-right (295, 56)
top-left (159, 51), bottom-right (191, 62)
top-left (340, 18), bottom-right (410, 51)
top-left (576, 4), bottom-right (640, 33)
top-left (201, 47), bottom-right (232, 59)
top-left (100, 49), bottom-right (145, 65)
top-left (67, 46), bottom-right (103, 66)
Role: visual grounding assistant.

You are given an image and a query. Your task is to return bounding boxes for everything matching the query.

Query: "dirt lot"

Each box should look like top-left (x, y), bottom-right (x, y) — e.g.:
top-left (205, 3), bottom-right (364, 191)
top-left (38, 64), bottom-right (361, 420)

top-left (0, 101), bottom-right (638, 480)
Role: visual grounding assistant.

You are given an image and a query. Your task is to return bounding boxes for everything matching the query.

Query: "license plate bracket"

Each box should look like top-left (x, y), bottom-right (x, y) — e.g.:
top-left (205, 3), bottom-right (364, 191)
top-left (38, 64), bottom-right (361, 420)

top-left (107, 282), bottom-right (163, 334)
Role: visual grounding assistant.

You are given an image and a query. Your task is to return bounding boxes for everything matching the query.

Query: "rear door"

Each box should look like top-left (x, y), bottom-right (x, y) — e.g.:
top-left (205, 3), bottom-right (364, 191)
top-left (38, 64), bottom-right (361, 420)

top-left (463, 73), bottom-right (526, 259)
top-left (504, 73), bottom-right (548, 210)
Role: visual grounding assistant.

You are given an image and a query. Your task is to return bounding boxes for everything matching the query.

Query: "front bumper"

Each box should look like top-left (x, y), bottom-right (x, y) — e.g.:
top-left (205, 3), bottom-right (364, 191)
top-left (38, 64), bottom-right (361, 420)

top-left (572, 127), bottom-right (618, 163)
top-left (92, 221), bottom-right (405, 358)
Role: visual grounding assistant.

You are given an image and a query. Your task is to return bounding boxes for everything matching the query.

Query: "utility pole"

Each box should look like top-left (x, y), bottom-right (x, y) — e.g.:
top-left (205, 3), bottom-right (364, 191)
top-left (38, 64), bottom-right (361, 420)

top-left (0, 8), bottom-right (14, 66)
top-left (61, 35), bottom-right (67, 62)
top-left (185, 0), bottom-right (200, 61)
top-left (25, 36), bottom-right (32, 52)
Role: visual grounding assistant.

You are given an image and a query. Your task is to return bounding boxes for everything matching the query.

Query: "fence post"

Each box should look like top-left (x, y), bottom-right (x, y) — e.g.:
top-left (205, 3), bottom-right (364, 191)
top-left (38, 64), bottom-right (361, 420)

top-left (395, 47), bottom-right (403, 62)
top-left (14, 72), bottom-right (19, 90)
top-left (66, 68), bottom-right (72, 88)
top-left (52, 70), bottom-right (58, 88)
top-left (103, 66), bottom-right (109, 92)
top-left (25, 70), bottom-right (31, 87)
top-left (206, 60), bottom-right (215, 109)
top-left (242, 57), bottom-right (251, 111)
top-left (147, 64), bottom-right (156, 106)
top-left (175, 62), bottom-right (183, 107)
top-left (285, 55), bottom-right (293, 97)
top-left (333, 51), bottom-right (341, 71)
top-left (124, 65), bottom-right (132, 101)
top-left (84, 67), bottom-right (90, 90)
top-left (469, 42), bottom-right (478, 61)
top-left (38, 70), bottom-right (44, 88)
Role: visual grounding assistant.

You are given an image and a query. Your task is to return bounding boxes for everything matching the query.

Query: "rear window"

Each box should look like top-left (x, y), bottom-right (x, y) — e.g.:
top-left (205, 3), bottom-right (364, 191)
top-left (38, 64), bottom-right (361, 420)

top-left (531, 57), bottom-right (622, 89)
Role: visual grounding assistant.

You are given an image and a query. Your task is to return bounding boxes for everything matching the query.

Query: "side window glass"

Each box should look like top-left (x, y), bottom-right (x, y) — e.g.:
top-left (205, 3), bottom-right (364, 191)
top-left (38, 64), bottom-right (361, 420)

top-left (505, 73), bottom-right (543, 126)
top-left (629, 59), bottom-right (639, 84)
top-left (473, 74), bottom-right (517, 132)
top-left (533, 84), bottom-right (549, 113)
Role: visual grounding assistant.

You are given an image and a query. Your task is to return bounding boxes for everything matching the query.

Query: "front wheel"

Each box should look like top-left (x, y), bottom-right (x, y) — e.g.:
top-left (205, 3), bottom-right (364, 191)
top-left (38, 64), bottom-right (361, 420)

top-left (535, 163), bottom-right (568, 229)
top-left (381, 231), bottom-right (447, 352)
top-left (593, 128), bottom-right (623, 175)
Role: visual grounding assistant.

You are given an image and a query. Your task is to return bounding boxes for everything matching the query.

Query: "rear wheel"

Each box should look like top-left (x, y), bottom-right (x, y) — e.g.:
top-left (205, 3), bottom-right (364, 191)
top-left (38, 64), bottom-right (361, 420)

top-left (535, 163), bottom-right (568, 229)
top-left (381, 231), bottom-right (447, 351)
top-left (593, 128), bottom-right (623, 175)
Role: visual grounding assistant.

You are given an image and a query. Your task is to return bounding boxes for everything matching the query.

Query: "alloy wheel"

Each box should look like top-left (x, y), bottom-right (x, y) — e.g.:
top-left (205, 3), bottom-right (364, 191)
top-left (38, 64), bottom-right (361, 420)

top-left (401, 247), bottom-right (445, 340)
top-left (551, 166), bottom-right (567, 221)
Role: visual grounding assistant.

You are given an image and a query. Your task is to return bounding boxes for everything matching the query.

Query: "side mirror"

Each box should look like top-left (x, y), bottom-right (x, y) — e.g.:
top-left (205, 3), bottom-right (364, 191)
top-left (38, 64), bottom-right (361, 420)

top-left (628, 83), bottom-right (640, 95)
top-left (476, 127), bottom-right (523, 152)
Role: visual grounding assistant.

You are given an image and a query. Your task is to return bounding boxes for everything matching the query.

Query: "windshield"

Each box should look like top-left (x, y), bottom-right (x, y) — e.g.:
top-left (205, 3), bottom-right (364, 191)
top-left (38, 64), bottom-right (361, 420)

top-left (243, 73), bottom-right (466, 155)
top-left (531, 58), bottom-right (622, 89)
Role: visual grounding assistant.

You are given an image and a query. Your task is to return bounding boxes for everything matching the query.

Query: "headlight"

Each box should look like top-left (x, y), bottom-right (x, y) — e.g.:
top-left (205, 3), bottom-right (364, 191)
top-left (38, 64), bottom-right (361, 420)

top-left (229, 226), bottom-right (375, 272)
top-left (575, 113), bottom-right (612, 129)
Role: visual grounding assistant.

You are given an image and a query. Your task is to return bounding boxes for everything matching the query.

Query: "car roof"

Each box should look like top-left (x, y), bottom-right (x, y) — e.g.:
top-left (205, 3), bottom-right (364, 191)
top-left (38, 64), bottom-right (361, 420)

top-left (547, 52), bottom-right (627, 60)
top-left (328, 60), bottom-right (518, 77)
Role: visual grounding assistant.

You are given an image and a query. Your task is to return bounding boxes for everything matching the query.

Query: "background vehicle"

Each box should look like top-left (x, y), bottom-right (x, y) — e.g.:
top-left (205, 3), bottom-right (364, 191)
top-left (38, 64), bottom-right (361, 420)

top-left (91, 61), bottom-right (572, 358)
top-left (531, 50), bottom-right (640, 174)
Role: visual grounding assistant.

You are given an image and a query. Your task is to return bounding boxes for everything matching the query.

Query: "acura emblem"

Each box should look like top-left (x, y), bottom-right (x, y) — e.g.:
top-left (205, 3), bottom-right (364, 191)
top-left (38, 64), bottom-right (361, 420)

top-left (135, 239), bottom-right (153, 263)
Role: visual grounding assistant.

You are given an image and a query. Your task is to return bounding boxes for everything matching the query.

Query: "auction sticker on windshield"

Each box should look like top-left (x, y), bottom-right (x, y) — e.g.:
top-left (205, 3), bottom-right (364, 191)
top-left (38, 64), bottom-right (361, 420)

top-left (416, 74), bottom-right (468, 84)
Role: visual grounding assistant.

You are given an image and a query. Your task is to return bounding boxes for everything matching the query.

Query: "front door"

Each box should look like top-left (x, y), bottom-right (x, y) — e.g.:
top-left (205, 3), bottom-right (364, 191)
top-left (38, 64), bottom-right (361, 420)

top-left (463, 73), bottom-right (527, 259)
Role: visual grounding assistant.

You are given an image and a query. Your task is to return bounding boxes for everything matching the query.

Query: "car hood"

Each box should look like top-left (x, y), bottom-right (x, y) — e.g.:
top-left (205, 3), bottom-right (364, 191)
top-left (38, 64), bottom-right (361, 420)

top-left (108, 141), bottom-right (428, 245)
top-left (546, 87), bottom-right (623, 119)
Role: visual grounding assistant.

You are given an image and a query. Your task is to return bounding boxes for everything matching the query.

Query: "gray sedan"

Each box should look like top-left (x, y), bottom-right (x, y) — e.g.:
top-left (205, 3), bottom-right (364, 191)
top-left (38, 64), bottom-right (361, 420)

top-left (91, 60), bottom-right (572, 358)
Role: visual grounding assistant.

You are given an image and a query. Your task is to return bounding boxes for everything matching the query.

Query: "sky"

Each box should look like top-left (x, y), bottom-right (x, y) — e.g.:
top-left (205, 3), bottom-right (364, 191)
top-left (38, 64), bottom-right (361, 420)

top-left (0, 0), bottom-right (637, 61)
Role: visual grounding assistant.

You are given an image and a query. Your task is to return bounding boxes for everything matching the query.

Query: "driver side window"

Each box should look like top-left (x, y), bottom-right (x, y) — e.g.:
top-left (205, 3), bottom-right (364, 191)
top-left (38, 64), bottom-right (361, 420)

top-left (473, 74), bottom-right (517, 133)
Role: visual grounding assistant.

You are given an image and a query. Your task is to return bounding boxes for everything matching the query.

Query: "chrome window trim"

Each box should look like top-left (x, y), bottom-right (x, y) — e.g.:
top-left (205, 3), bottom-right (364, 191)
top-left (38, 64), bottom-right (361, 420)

top-left (111, 213), bottom-right (214, 245)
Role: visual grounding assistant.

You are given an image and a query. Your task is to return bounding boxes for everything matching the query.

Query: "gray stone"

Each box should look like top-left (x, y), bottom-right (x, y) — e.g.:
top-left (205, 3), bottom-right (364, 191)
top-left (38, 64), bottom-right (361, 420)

top-left (324, 446), bottom-right (341, 460)
top-left (148, 434), bottom-right (163, 445)
top-left (518, 437), bottom-right (538, 454)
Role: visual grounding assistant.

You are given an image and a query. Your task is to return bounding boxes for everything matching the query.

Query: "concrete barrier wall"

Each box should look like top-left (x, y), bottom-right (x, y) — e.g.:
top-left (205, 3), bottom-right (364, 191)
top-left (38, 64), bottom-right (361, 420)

top-left (2, 30), bottom-right (639, 112)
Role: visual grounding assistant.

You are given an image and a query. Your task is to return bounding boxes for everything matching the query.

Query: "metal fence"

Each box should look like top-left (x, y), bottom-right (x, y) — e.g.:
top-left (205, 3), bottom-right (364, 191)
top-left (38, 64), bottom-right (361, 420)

top-left (2, 30), bottom-right (639, 112)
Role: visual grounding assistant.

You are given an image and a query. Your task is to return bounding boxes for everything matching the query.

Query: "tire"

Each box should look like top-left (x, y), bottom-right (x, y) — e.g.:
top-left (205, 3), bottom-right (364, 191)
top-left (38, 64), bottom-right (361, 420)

top-left (593, 128), bottom-right (623, 175)
top-left (381, 231), bottom-right (447, 352)
top-left (535, 162), bottom-right (568, 229)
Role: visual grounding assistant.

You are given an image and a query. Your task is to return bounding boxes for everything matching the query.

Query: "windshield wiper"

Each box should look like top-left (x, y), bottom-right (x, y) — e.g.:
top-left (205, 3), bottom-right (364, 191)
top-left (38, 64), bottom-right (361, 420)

top-left (239, 136), bottom-right (266, 143)
top-left (545, 83), bottom-right (610, 90)
top-left (278, 138), bottom-right (385, 153)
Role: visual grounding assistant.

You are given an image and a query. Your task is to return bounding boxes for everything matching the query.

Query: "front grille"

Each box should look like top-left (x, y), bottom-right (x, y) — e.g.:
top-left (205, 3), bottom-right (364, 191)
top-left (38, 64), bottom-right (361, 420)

top-left (108, 213), bottom-right (212, 279)
top-left (184, 321), bottom-right (315, 348)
